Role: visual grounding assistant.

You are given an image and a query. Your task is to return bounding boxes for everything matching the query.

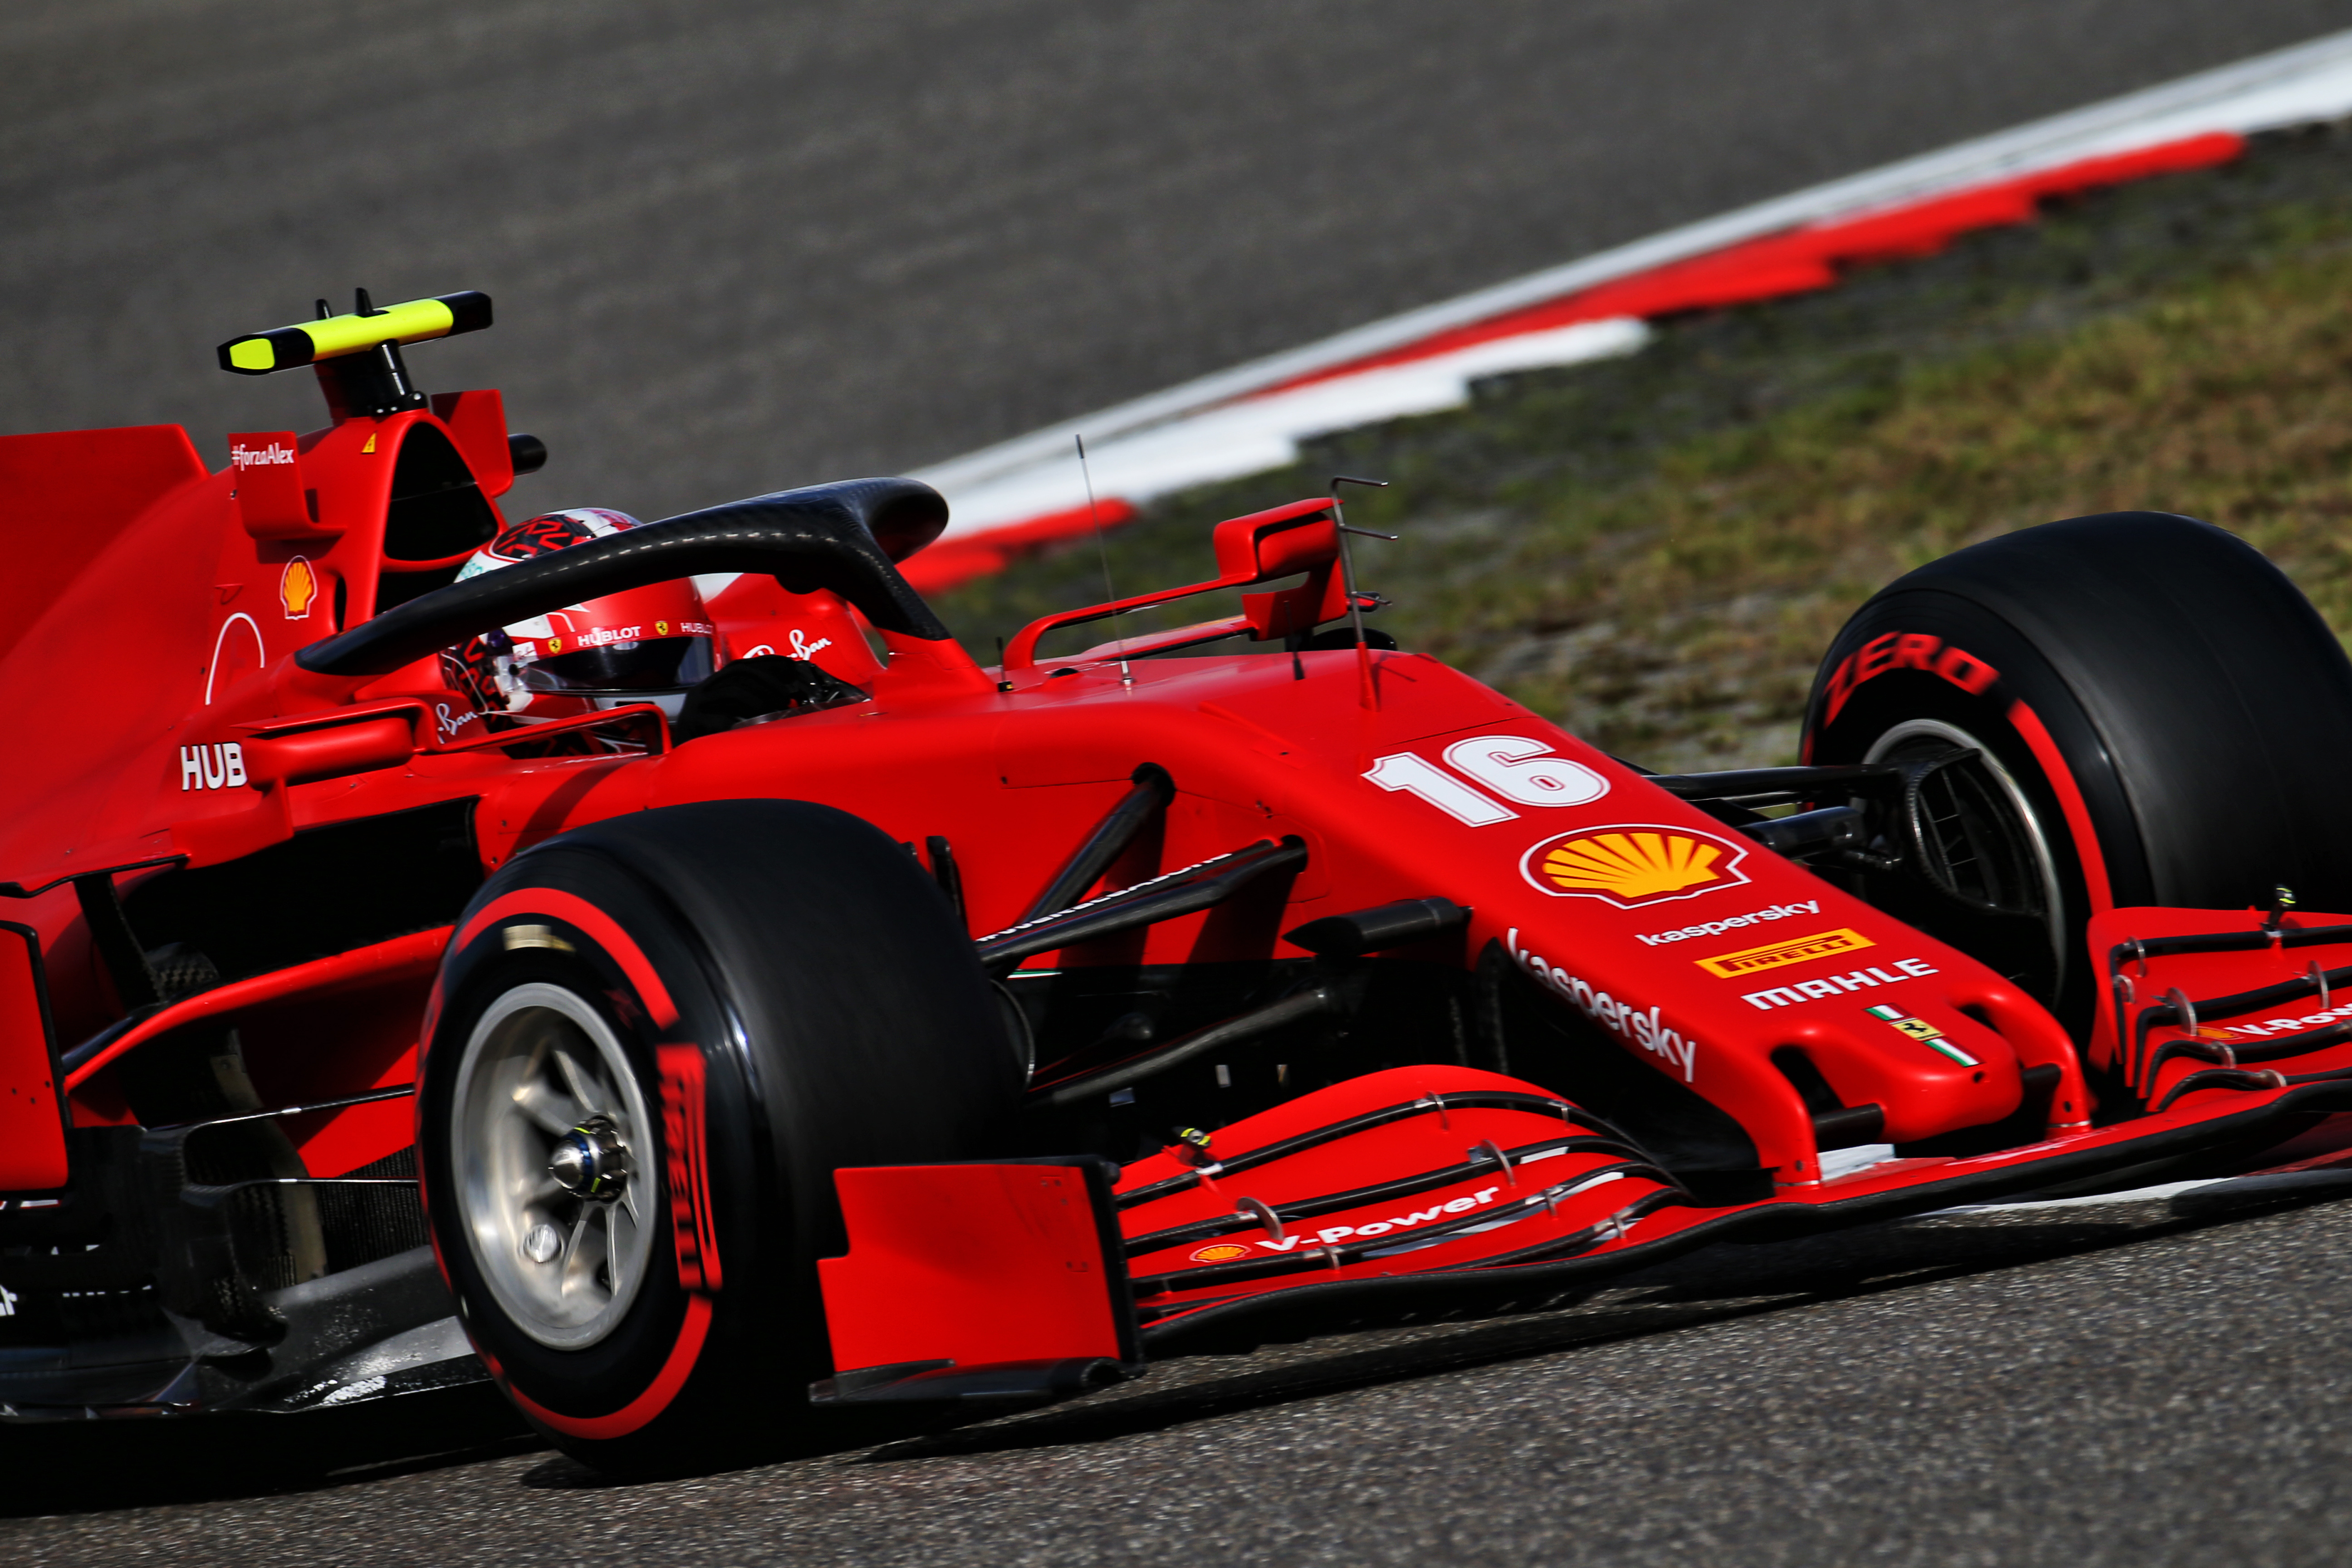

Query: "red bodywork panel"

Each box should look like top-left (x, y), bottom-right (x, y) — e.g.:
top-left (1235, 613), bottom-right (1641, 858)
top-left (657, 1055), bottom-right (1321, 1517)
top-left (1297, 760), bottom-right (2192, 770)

top-left (11, 371), bottom-right (2350, 1385)
top-left (0, 921), bottom-right (65, 1190)
top-left (0, 425), bottom-right (209, 670)
top-left (819, 1162), bottom-right (1135, 1380)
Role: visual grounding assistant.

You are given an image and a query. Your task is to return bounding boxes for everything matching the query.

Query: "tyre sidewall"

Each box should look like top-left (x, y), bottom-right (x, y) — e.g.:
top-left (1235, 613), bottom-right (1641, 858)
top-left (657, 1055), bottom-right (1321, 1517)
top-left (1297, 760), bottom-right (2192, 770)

top-left (420, 799), bottom-right (1014, 1468)
top-left (1805, 588), bottom-right (2107, 1021)
top-left (419, 845), bottom-right (760, 1447)
top-left (1806, 512), bottom-right (2352, 1033)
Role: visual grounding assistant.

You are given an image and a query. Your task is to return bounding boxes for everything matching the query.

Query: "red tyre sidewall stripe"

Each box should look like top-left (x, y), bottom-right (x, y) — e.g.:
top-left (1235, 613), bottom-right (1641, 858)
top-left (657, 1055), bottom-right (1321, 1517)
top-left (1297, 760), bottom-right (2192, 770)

top-left (507, 1293), bottom-right (714, 1440)
top-left (454, 888), bottom-right (681, 1030)
top-left (1815, 630), bottom-right (2112, 912)
top-left (2006, 696), bottom-right (2115, 912)
top-left (442, 884), bottom-right (704, 1435)
top-left (658, 1043), bottom-right (724, 1293)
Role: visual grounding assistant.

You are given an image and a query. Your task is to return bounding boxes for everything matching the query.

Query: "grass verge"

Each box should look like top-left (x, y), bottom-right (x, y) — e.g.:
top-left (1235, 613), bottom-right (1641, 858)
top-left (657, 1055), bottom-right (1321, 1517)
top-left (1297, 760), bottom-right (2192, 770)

top-left (935, 124), bottom-right (2352, 771)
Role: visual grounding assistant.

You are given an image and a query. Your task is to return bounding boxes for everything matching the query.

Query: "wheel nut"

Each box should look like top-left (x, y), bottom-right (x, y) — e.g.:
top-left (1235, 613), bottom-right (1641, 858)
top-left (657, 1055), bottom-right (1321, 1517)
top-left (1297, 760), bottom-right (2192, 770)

top-left (549, 1114), bottom-right (631, 1202)
top-left (549, 1142), bottom-right (589, 1191)
top-left (524, 1223), bottom-right (562, 1263)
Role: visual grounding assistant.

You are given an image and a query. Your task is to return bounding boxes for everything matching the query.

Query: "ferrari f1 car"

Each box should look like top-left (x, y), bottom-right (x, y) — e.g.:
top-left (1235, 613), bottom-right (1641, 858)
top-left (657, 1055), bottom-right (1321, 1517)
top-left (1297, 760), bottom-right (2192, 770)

top-left (8, 292), bottom-right (2352, 1471)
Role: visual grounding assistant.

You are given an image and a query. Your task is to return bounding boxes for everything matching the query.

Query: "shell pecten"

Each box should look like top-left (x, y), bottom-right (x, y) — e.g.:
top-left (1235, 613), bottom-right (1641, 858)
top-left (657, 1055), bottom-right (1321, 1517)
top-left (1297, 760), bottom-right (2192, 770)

top-left (1541, 831), bottom-right (1722, 898)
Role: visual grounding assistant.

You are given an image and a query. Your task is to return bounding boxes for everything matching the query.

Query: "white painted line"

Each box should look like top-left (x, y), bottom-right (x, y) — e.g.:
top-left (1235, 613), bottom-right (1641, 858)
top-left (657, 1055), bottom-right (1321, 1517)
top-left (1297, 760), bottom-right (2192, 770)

top-left (917, 27), bottom-right (2352, 542)
top-left (1931, 1166), bottom-right (2352, 1216)
top-left (1819, 1143), bottom-right (1898, 1181)
top-left (936, 318), bottom-right (1646, 534)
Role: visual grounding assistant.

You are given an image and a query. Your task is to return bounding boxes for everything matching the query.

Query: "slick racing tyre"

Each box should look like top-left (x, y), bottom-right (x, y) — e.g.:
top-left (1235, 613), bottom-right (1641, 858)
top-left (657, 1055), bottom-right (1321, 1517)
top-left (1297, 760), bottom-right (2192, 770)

top-left (1802, 511), bottom-right (2352, 1037)
top-left (418, 799), bottom-right (1017, 1474)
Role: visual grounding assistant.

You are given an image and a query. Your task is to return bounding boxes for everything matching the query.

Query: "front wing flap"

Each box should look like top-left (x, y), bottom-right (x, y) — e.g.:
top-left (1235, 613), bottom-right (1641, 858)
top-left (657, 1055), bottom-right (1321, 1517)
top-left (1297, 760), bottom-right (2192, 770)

top-left (817, 909), bottom-right (2352, 1395)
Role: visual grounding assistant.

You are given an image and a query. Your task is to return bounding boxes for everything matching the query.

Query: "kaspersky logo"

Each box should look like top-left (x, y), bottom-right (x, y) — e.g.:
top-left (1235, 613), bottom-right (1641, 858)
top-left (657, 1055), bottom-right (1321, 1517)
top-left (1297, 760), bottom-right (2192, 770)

top-left (1637, 899), bottom-right (1822, 947)
top-left (1508, 927), bottom-right (1699, 1081)
top-left (1520, 824), bottom-right (1749, 908)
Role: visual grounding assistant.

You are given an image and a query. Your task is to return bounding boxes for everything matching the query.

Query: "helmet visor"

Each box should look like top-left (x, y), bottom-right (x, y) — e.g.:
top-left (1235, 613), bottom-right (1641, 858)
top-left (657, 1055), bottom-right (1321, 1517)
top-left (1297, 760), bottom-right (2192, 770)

top-left (519, 637), bottom-right (715, 696)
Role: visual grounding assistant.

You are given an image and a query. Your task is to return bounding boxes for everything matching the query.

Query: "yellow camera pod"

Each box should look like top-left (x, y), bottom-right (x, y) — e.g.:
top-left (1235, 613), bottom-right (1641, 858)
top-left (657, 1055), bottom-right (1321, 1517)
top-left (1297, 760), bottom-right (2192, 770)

top-left (217, 291), bottom-right (492, 376)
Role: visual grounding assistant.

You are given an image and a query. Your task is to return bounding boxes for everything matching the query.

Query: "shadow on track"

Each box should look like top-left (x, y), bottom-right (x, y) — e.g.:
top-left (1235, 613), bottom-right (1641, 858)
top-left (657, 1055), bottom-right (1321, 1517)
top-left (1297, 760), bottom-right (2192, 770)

top-left (0, 1382), bottom-right (541, 1518)
top-left (850, 1182), bottom-right (2352, 1464)
top-left (15, 1181), bottom-right (2347, 1509)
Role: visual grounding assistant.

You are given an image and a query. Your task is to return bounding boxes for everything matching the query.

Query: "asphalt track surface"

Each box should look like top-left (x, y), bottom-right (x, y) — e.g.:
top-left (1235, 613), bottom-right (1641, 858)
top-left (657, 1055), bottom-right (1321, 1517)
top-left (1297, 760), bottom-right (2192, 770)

top-left (5, 0), bottom-right (2349, 520)
top-left (12, 1179), bottom-right (2352, 1565)
top-left (15, 4), bottom-right (2352, 1560)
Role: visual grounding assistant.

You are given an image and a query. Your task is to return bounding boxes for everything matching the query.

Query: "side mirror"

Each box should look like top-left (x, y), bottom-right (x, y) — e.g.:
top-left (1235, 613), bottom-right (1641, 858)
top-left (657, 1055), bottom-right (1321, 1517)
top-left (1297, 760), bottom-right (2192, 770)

top-left (1216, 508), bottom-right (1348, 644)
top-left (1212, 505), bottom-right (1338, 581)
top-left (1003, 498), bottom-right (1348, 668)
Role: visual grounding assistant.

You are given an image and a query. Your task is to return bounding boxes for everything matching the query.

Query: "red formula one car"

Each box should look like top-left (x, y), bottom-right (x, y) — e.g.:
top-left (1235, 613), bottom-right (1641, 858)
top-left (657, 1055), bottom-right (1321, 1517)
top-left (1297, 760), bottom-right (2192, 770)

top-left (8, 293), bottom-right (2352, 1470)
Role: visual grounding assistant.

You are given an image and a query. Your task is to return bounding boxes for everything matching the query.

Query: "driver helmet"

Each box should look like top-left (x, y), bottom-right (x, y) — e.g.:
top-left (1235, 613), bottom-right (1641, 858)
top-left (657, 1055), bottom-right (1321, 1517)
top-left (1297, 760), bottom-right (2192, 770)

top-left (440, 509), bottom-right (719, 724)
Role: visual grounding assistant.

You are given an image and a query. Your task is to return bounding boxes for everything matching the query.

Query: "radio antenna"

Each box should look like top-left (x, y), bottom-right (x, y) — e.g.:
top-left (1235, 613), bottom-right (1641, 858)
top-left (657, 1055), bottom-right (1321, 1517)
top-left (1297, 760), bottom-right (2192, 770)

top-left (1331, 474), bottom-right (1391, 708)
top-left (1078, 434), bottom-right (1132, 686)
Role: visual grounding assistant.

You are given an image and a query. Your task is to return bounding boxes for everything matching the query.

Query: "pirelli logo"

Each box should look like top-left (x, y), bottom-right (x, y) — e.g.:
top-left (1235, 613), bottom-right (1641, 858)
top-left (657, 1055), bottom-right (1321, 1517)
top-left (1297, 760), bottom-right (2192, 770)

top-left (1695, 927), bottom-right (1874, 979)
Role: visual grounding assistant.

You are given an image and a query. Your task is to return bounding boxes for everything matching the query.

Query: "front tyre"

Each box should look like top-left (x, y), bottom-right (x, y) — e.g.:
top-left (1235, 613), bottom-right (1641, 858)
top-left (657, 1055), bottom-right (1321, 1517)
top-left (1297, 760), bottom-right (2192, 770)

top-left (449, 980), bottom-right (661, 1352)
top-left (419, 800), bottom-right (1016, 1473)
top-left (1803, 512), bottom-right (2352, 1035)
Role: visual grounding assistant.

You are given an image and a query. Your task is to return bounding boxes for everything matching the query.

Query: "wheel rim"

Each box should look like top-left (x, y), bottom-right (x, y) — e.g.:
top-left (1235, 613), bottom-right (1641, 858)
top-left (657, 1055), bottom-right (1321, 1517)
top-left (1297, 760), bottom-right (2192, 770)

top-left (1865, 718), bottom-right (2067, 988)
top-left (450, 982), bottom-right (657, 1350)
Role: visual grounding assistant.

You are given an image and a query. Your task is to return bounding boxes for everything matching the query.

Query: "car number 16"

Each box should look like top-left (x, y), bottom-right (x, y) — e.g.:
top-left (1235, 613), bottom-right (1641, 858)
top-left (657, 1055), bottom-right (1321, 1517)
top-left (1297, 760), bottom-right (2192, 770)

top-left (1362, 735), bottom-right (1610, 825)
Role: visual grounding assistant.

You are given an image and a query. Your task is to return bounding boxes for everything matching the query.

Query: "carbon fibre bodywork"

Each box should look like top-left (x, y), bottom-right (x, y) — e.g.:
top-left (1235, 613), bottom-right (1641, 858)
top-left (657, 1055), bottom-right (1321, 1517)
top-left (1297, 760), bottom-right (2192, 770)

top-left (7, 307), bottom-right (2350, 1427)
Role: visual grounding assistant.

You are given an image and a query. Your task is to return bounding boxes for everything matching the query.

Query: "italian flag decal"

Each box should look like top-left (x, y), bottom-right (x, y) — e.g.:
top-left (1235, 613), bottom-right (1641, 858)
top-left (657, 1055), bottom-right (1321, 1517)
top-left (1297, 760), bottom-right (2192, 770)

top-left (1864, 1003), bottom-right (1980, 1067)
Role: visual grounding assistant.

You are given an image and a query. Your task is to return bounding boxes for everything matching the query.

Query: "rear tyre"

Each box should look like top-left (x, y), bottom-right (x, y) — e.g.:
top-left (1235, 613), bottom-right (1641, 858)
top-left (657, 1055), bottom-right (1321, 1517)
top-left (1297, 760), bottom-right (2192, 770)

top-left (418, 799), bottom-right (1016, 1473)
top-left (1802, 512), bottom-right (2352, 1039)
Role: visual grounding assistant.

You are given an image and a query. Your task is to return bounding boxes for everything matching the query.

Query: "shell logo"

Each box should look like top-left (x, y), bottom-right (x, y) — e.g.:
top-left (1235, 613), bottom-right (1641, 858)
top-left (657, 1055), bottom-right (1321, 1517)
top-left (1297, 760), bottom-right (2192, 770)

top-left (279, 556), bottom-right (317, 620)
top-left (1189, 1242), bottom-right (1252, 1264)
top-left (1520, 824), bottom-right (1750, 908)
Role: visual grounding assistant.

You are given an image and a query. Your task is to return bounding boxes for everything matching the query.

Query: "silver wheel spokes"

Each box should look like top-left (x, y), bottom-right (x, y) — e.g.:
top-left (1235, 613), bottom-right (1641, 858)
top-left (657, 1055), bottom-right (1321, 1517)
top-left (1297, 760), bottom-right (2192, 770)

top-left (452, 984), bottom-right (657, 1350)
top-left (1866, 718), bottom-right (2067, 986)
